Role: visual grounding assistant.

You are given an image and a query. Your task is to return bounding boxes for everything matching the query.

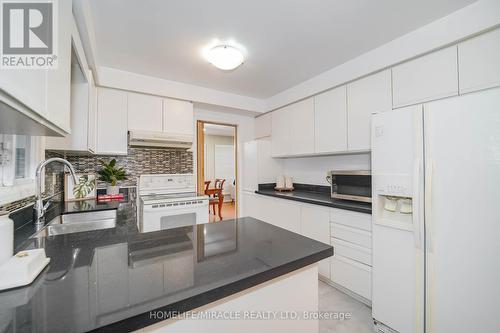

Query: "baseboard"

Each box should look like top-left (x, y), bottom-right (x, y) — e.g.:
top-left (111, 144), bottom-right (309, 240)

top-left (318, 275), bottom-right (372, 307)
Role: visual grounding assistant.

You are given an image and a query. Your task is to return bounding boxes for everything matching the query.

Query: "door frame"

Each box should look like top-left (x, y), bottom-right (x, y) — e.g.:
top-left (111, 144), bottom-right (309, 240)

top-left (196, 120), bottom-right (238, 218)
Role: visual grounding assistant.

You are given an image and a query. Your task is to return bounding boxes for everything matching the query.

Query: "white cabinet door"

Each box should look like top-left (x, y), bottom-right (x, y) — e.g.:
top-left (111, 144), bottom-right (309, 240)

top-left (242, 141), bottom-right (258, 192)
top-left (45, 61), bottom-right (89, 151)
top-left (45, 0), bottom-right (72, 133)
top-left (347, 69), bottom-right (392, 151)
top-left (96, 88), bottom-right (128, 155)
top-left (163, 98), bottom-right (193, 136)
top-left (257, 196), bottom-right (301, 233)
top-left (300, 204), bottom-right (331, 277)
top-left (331, 255), bottom-right (372, 300)
top-left (241, 191), bottom-right (258, 218)
top-left (255, 113), bottom-right (272, 139)
top-left (459, 28), bottom-right (500, 94)
top-left (257, 138), bottom-right (282, 184)
top-left (127, 92), bottom-right (163, 132)
top-left (315, 86), bottom-right (347, 153)
top-left (392, 46), bottom-right (458, 108)
top-left (290, 97), bottom-right (315, 155)
top-left (271, 106), bottom-right (290, 157)
top-left (87, 71), bottom-right (97, 153)
top-left (0, 71), bottom-right (47, 120)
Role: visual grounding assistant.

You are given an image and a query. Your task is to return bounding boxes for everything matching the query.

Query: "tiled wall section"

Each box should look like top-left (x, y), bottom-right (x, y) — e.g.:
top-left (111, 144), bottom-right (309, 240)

top-left (0, 147), bottom-right (193, 213)
top-left (47, 147), bottom-right (193, 187)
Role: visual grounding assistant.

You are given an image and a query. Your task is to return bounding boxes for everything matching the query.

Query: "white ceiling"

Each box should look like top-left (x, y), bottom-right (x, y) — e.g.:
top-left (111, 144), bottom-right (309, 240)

top-left (89, 0), bottom-right (476, 99)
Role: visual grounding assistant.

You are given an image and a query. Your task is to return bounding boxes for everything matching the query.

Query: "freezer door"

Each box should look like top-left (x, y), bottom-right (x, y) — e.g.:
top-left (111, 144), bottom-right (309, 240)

top-left (371, 106), bottom-right (425, 333)
top-left (424, 88), bottom-right (500, 333)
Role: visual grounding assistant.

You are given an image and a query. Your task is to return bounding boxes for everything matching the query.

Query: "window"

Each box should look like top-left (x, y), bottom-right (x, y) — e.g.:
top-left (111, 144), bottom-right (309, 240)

top-left (0, 134), bottom-right (36, 186)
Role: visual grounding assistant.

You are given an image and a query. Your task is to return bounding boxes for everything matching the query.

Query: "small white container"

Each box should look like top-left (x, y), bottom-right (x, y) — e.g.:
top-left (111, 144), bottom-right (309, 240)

top-left (285, 176), bottom-right (293, 189)
top-left (0, 210), bottom-right (14, 266)
top-left (276, 175), bottom-right (285, 188)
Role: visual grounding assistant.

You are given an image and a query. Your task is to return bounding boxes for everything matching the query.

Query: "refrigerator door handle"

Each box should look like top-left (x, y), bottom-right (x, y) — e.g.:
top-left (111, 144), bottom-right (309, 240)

top-left (425, 159), bottom-right (434, 253)
top-left (413, 158), bottom-right (423, 249)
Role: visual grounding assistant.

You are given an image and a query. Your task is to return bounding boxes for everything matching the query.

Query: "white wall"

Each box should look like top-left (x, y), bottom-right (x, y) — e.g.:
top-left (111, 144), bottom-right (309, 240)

top-left (204, 134), bottom-right (235, 201)
top-left (194, 108), bottom-right (255, 214)
top-left (280, 154), bottom-right (370, 186)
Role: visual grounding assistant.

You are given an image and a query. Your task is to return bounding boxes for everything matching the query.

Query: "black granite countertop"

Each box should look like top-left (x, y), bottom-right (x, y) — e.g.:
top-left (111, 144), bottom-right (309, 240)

top-left (11, 189), bottom-right (130, 253)
top-left (255, 184), bottom-right (372, 214)
top-left (0, 189), bottom-right (332, 333)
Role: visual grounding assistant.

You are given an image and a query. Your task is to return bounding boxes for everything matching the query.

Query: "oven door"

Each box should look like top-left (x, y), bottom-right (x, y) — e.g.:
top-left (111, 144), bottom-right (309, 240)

top-left (139, 199), bottom-right (209, 233)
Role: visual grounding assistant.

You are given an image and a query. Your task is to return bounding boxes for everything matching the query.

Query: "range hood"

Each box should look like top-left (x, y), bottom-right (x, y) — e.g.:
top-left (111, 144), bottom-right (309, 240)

top-left (129, 130), bottom-right (193, 149)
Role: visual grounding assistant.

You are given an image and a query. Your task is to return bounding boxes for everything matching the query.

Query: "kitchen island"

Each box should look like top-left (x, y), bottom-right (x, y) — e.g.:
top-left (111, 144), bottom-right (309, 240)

top-left (0, 194), bottom-right (332, 332)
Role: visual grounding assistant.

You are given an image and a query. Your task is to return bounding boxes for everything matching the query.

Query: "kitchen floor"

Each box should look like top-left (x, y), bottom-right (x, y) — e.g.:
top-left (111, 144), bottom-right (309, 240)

top-left (208, 202), bottom-right (236, 222)
top-left (319, 281), bottom-right (374, 333)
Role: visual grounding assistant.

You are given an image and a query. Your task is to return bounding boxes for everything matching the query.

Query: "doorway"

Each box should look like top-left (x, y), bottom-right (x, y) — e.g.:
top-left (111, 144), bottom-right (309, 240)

top-left (196, 121), bottom-right (237, 222)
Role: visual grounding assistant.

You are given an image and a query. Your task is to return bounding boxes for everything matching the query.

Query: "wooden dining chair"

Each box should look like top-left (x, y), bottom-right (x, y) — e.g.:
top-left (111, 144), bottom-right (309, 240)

top-left (208, 179), bottom-right (225, 221)
top-left (204, 180), bottom-right (211, 194)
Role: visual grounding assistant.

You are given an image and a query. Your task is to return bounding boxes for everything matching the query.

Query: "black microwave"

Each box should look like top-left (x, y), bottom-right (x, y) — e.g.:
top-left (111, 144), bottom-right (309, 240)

top-left (327, 170), bottom-right (372, 203)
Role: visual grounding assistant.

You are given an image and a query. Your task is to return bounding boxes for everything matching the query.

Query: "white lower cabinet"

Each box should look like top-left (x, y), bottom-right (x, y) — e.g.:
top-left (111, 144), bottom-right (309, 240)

top-left (300, 204), bottom-right (331, 278)
top-left (331, 223), bottom-right (372, 249)
top-left (331, 255), bottom-right (372, 301)
top-left (243, 194), bottom-right (373, 294)
top-left (331, 238), bottom-right (372, 266)
top-left (330, 208), bottom-right (372, 301)
top-left (259, 195), bottom-right (301, 233)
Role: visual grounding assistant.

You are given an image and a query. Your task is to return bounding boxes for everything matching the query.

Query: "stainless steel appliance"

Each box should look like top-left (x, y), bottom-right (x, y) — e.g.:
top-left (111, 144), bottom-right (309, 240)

top-left (138, 174), bottom-right (208, 232)
top-left (327, 170), bottom-right (372, 203)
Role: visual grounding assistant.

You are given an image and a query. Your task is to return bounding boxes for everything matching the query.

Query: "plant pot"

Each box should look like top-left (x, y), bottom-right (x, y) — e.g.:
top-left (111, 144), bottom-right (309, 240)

top-left (106, 185), bottom-right (120, 195)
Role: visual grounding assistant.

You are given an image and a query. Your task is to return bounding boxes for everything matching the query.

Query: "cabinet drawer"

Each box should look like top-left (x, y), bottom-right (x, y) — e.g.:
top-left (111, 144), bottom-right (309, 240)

top-left (318, 258), bottom-right (331, 279)
top-left (331, 255), bottom-right (371, 300)
top-left (331, 223), bottom-right (371, 249)
top-left (331, 238), bottom-right (371, 266)
top-left (330, 208), bottom-right (371, 231)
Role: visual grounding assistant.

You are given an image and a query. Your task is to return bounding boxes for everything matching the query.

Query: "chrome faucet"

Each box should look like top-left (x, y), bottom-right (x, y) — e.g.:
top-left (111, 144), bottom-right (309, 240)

top-left (34, 158), bottom-right (78, 225)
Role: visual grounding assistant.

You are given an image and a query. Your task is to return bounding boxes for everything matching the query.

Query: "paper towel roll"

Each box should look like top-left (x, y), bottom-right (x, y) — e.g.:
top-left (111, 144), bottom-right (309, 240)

top-left (0, 211), bottom-right (14, 266)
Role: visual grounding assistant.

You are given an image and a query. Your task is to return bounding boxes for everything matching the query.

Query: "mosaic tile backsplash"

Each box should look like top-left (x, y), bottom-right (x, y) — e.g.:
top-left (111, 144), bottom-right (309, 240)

top-left (0, 147), bottom-right (193, 213)
top-left (47, 147), bottom-right (193, 187)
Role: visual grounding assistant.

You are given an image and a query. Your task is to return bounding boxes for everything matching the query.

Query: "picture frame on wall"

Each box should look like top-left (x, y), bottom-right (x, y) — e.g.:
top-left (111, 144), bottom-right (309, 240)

top-left (64, 173), bottom-right (97, 202)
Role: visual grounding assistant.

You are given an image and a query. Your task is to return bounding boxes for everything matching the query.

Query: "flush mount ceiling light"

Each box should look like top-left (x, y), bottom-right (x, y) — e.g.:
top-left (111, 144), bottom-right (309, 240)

top-left (204, 45), bottom-right (244, 71)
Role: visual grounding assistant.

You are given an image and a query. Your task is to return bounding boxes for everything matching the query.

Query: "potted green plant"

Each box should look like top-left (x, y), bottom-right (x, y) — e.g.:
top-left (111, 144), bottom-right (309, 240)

top-left (97, 159), bottom-right (127, 195)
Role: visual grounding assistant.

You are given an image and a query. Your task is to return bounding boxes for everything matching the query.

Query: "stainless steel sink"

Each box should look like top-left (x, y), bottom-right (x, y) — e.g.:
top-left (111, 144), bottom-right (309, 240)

top-left (32, 210), bottom-right (117, 238)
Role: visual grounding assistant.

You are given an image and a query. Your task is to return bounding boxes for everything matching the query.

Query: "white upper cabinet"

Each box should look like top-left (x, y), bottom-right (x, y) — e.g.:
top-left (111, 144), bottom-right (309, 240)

top-left (271, 106), bottom-right (291, 157)
top-left (87, 71), bottom-right (97, 153)
top-left (347, 70), bottom-right (392, 151)
top-left (162, 98), bottom-right (193, 136)
top-left (392, 46), bottom-right (458, 108)
top-left (96, 88), bottom-right (128, 155)
top-left (289, 97), bottom-right (315, 155)
top-left (458, 28), bottom-right (500, 94)
top-left (127, 92), bottom-right (163, 132)
top-left (314, 86), bottom-right (347, 153)
top-left (46, 59), bottom-right (89, 151)
top-left (255, 113), bottom-right (272, 139)
top-left (45, 0), bottom-right (72, 133)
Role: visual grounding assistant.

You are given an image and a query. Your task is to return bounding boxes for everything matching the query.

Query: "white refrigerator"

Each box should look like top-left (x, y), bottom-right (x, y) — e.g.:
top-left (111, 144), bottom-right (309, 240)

top-left (371, 88), bottom-right (500, 333)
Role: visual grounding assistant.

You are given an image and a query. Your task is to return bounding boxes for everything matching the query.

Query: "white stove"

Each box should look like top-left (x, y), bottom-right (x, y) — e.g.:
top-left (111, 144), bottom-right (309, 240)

top-left (138, 174), bottom-right (208, 233)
